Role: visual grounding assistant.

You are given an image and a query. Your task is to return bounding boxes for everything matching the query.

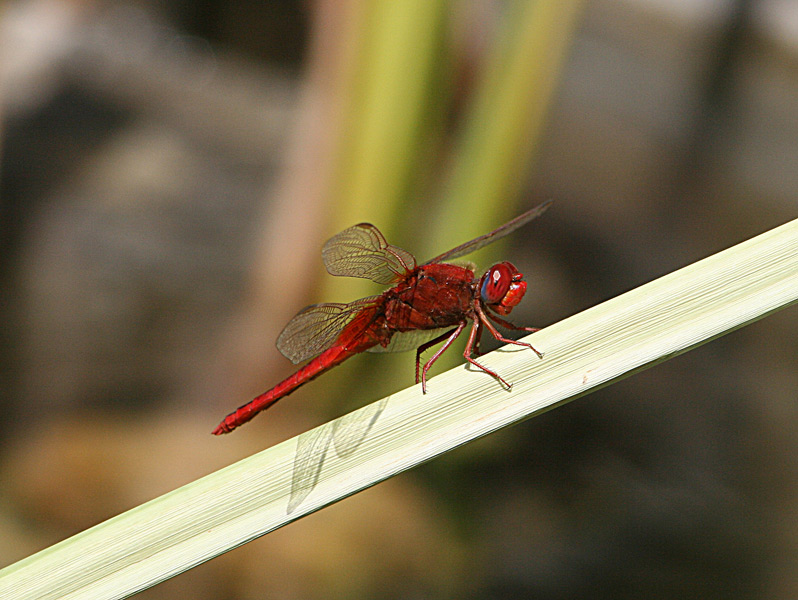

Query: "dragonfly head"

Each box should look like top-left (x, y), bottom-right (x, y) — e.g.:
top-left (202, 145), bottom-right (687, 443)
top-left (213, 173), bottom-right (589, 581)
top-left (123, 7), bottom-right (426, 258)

top-left (480, 261), bottom-right (527, 316)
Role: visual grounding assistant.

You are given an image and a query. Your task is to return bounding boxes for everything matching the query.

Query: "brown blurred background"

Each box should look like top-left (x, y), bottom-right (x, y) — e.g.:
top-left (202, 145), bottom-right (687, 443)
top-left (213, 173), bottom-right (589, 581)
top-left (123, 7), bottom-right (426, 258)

top-left (0, 0), bottom-right (796, 598)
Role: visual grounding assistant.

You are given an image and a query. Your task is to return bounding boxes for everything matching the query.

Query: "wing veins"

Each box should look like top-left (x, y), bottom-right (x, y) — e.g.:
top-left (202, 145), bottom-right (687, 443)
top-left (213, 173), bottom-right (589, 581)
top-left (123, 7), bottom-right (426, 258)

top-left (424, 200), bottom-right (552, 265)
top-left (276, 296), bottom-right (381, 364)
top-left (322, 223), bottom-right (415, 284)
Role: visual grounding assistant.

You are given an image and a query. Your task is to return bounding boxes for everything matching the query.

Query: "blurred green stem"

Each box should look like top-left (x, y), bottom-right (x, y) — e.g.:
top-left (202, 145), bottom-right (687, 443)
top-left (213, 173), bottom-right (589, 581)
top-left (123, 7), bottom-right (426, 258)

top-left (425, 0), bottom-right (584, 262)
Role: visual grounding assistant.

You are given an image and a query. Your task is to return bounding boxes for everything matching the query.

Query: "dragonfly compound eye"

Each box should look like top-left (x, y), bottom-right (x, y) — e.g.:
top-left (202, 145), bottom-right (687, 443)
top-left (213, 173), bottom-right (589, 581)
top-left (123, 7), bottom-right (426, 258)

top-left (481, 262), bottom-right (513, 305)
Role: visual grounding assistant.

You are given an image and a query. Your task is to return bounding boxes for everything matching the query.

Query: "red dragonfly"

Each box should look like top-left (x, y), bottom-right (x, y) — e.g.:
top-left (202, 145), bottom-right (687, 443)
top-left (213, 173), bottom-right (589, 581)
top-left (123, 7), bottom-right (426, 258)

top-left (213, 200), bottom-right (551, 435)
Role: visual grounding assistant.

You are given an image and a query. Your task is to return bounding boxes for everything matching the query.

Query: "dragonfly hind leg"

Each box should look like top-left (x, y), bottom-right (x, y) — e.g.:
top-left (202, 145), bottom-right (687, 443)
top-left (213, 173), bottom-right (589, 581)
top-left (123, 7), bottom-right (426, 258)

top-left (415, 328), bottom-right (457, 384)
top-left (416, 323), bottom-right (466, 393)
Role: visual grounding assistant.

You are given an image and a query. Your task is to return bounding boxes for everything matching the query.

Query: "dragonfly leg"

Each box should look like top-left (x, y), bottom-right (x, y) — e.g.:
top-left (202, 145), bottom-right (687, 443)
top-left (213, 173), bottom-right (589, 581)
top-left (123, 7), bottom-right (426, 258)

top-left (471, 319), bottom-right (484, 357)
top-left (419, 322), bottom-right (467, 393)
top-left (479, 305), bottom-right (543, 359)
top-left (463, 319), bottom-right (512, 389)
top-left (486, 311), bottom-right (540, 335)
top-left (415, 328), bottom-right (458, 384)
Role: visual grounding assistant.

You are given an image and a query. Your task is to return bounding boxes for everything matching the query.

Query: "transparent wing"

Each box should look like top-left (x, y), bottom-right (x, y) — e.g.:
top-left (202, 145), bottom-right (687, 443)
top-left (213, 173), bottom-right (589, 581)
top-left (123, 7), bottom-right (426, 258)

top-left (424, 200), bottom-right (553, 265)
top-left (276, 296), bottom-right (381, 364)
top-left (367, 328), bottom-right (454, 354)
top-left (322, 223), bottom-right (416, 284)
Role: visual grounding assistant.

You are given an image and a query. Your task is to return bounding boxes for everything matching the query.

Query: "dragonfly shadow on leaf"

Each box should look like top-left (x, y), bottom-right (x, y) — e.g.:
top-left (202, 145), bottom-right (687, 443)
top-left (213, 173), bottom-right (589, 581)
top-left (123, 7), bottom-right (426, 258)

top-left (287, 397), bottom-right (388, 514)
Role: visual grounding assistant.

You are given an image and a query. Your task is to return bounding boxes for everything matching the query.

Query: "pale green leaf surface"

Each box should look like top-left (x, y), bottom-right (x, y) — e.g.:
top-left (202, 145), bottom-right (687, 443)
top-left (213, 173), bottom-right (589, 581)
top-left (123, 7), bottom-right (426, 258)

top-left (1, 217), bottom-right (796, 599)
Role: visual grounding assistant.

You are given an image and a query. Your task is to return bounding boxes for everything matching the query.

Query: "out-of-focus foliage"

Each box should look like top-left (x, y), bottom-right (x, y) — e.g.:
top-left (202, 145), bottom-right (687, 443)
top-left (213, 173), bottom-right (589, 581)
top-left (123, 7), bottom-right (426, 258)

top-left (1, 1), bottom-right (796, 598)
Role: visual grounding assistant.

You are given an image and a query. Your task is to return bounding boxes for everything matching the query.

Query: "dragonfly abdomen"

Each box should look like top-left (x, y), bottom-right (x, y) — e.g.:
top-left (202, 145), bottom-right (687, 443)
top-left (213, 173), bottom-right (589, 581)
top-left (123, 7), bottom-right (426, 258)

top-left (212, 343), bottom-right (365, 435)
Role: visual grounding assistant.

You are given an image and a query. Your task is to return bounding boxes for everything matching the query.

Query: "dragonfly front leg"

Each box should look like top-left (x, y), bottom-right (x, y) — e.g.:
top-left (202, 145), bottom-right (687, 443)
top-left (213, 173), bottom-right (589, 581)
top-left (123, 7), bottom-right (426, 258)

top-left (479, 305), bottom-right (543, 359)
top-left (486, 311), bottom-right (540, 335)
top-left (418, 322), bottom-right (466, 393)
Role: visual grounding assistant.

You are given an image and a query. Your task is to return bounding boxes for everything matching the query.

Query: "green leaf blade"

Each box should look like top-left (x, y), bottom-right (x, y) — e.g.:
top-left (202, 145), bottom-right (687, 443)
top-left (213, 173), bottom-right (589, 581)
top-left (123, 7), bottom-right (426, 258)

top-left (1, 217), bottom-right (796, 599)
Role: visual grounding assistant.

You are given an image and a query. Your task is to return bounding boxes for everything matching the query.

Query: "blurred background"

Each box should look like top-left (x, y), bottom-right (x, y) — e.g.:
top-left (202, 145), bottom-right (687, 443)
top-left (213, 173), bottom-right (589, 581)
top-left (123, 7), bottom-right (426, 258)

top-left (1, 0), bottom-right (796, 598)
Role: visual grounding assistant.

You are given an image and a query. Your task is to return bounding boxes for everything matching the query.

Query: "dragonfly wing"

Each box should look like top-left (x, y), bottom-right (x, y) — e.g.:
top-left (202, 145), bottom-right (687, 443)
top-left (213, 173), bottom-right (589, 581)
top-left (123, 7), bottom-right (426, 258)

top-left (424, 200), bottom-right (552, 264)
top-left (323, 223), bottom-right (416, 284)
top-left (367, 328), bottom-right (454, 353)
top-left (277, 296), bottom-right (381, 364)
